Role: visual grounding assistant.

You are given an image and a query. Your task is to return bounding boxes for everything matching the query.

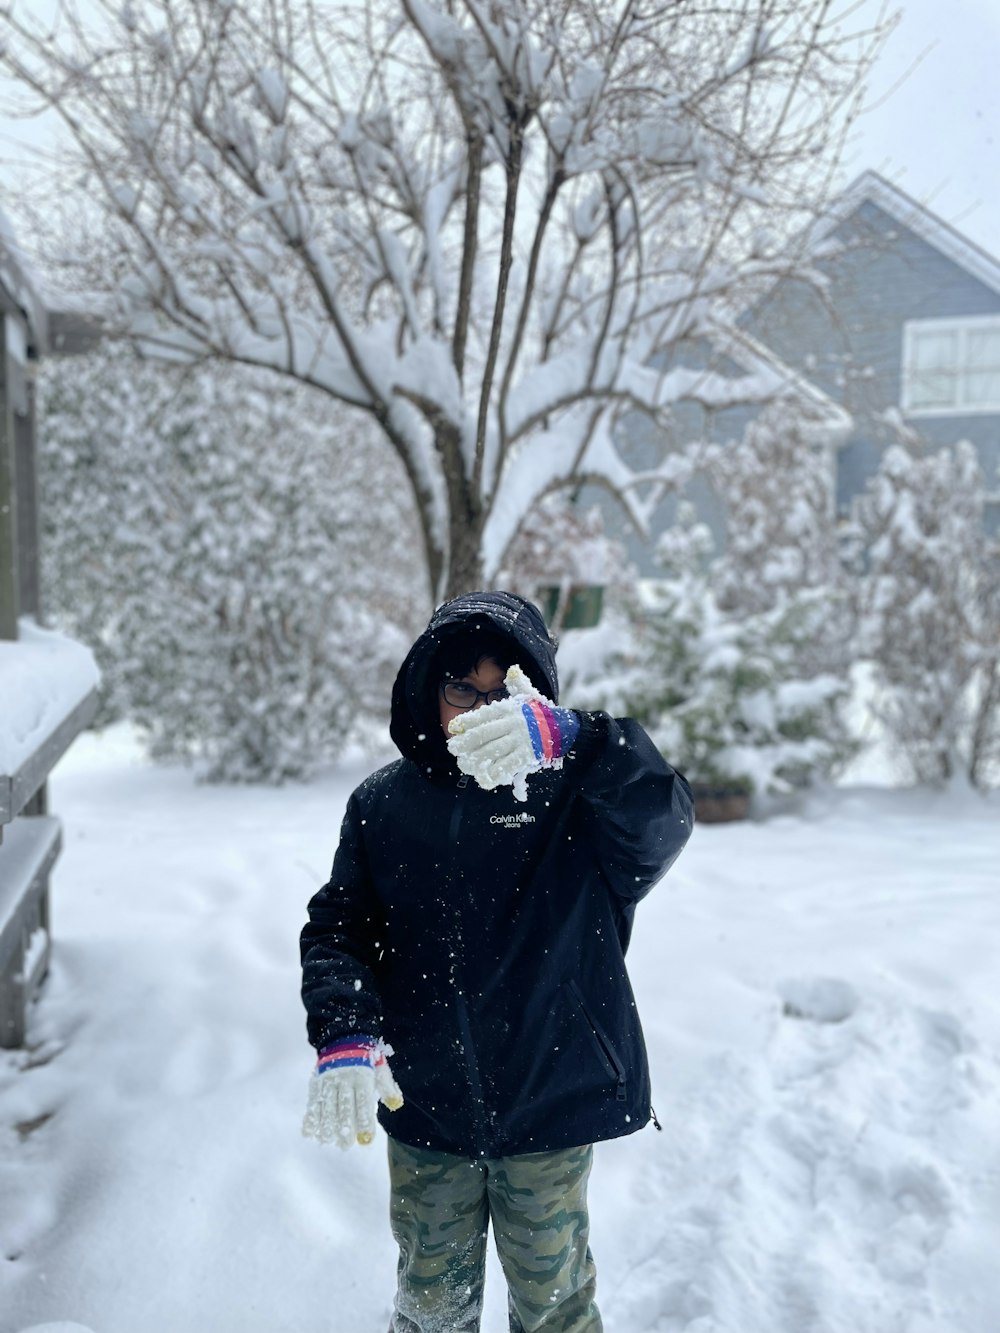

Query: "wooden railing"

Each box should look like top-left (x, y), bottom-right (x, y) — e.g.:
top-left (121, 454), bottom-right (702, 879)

top-left (0, 234), bottom-right (101, 1046)
top-left (0, 683), bottom-right (97, 1047)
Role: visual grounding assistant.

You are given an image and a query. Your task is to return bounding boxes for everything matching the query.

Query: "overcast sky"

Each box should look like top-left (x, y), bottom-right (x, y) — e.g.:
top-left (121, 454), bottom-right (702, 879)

top-left (0, 1), bottom-right (997, 256)
top-left (841, 0), bottom-right (1000, 254)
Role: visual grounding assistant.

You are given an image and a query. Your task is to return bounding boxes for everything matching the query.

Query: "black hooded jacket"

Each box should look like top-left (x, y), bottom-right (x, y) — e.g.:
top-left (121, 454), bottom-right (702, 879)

top-left (301, 591), bottom-right (694, 1157)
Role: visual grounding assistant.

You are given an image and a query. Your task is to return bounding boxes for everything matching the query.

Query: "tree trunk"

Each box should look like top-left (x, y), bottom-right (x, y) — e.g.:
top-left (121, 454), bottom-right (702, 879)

top-left (442, 521), bottom-right (485, 601)
top-left (968, 659), bottom-right (1000, 789)
top-left (435, 423), bottom-right (486, 603)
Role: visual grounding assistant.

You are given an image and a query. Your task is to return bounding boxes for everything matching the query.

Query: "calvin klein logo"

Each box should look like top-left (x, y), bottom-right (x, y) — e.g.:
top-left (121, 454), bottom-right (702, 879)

top-left (490, 813), bottom-right (536, 828)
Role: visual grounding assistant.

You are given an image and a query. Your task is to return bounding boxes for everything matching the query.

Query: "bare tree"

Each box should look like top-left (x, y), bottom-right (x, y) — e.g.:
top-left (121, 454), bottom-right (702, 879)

top-left (0, 0), bottom-right (891, 600)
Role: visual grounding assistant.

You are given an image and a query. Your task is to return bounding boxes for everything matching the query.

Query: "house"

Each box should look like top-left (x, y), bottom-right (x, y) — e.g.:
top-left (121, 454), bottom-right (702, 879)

top-left (742, 170), bottom-right (1000, 532)
top-left (592, 171), bottom-right (1000, 580)
top-left (583, 314), bottom-right (853, 579)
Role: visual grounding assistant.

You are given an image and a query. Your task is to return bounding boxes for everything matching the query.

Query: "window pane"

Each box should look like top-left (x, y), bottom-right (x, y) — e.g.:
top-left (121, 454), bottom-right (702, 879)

top-left (964, 329), bottom-right (1000, 406)
top-left (908, 330), bottom-right (958, 409)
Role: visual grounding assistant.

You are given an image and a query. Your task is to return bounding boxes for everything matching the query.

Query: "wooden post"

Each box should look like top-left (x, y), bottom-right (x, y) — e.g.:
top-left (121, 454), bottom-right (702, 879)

top-left (15, 376), bottom-right (39, 620)
top-left (0, 316), bottom-right (18, 640)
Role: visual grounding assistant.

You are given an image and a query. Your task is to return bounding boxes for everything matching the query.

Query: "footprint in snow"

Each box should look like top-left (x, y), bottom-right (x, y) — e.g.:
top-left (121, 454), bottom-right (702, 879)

top-left (778, 976), bottom-right (859, 1023)
top-left (159, 1023), bottom-right (262, 1100)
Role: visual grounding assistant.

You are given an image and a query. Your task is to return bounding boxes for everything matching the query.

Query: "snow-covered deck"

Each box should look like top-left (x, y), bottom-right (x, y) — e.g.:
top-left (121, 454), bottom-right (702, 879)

top-left (0, 619), bottom-right (100, 823)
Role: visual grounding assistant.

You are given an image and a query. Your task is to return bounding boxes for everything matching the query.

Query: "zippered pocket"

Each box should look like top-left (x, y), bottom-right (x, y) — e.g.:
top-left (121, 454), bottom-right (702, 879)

top-left (567, 979), bottom-right (627, 1101)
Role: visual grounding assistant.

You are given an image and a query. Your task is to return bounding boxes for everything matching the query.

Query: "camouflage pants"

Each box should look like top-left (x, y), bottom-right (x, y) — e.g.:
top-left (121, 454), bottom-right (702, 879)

top-left (387, 1136), bottom-right (603, 1333)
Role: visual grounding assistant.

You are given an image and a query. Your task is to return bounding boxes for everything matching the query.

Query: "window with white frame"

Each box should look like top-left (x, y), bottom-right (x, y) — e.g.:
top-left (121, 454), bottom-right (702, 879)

top-left (902, 316), bottom-right (1000, 413)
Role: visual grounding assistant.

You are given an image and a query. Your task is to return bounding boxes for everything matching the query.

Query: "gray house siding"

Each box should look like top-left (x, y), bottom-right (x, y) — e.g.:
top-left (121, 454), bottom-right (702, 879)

top-left (744, 198), bottom-right (1000, 520)
top-left (582, 338), bottom-right (805, 577)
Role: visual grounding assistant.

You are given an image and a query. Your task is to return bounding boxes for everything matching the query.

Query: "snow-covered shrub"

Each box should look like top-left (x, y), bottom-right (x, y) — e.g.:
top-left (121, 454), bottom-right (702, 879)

top-left (619, 407), bottom-right (857, 793)
top-left (557, 405), bottom-right (857, 797)
top-left (38, 346), bottom-right (426, 781)
top-left (559, 498), bottom-right (853, 796)
top-left (632, 508), bottom-right (853, 794)
top-left (703, 404), bottom-right (853, 674)
top-left (853, 436), bottom-right (1000, 789)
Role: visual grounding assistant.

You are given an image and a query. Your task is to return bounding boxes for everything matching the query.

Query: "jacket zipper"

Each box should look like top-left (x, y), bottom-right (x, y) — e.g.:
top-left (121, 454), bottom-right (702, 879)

top-left (568, 979), bottom-right (628, 1102)
top-left (447, 780), bottom-right (492, 1152)
top-left (448, 779), bottom-right (467, 842)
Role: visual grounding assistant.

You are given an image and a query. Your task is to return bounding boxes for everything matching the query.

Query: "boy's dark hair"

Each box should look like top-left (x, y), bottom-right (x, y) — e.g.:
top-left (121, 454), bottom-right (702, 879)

top-left (432, 630), bottom-right (516, 685)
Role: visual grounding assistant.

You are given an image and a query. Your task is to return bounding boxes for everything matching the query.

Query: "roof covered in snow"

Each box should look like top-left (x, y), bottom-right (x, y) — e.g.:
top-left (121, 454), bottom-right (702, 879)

top-left (808, 170), bottom-right (1000, 300)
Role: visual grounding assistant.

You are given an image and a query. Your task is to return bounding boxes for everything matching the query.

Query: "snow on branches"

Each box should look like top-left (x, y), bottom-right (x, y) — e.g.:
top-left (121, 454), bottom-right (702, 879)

top-left (38, 345), bottom-right (426, 782)
top-left (853, 434), bottom-right (1000, 790)
top-left (701, 403), bottom-right (852, 678)
top-left (0, 0), bottom-right (890, 598)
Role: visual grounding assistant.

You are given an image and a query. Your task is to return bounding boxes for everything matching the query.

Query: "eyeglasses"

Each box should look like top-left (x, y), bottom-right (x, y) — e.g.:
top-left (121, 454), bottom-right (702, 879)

top-left (440, 680), bottom-right (509, 710)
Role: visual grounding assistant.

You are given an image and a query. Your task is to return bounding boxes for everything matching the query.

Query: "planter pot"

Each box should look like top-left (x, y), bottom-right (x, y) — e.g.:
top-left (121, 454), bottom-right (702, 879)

top-left (690, 782), bottom-right (751, 824)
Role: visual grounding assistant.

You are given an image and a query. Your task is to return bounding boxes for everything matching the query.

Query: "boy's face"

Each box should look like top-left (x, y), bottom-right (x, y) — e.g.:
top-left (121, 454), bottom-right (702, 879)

top-left (439, 656), bottom-right (507, 737)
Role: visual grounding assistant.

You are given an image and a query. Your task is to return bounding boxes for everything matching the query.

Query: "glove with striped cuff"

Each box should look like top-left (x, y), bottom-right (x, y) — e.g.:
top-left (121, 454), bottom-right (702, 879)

top-left (447, 664), bottom-right (580, 803)
top-left (301, 1036), bottom-right (403, 1149)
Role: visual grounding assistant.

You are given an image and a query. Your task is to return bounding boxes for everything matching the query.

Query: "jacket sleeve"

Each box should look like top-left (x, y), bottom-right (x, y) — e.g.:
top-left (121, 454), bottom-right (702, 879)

top-left (568, 711), bottom-right (694, 902)
top-left (300, 793), bottom-right (384, 1051)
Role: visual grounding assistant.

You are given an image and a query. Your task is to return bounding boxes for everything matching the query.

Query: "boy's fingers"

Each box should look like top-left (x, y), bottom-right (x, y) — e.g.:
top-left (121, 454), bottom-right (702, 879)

top-left (449, 707), bottom-right (520, 746)
top-left (334, 1083), bottom-right (354, 1148)
top-left (504, 664), bottom-right (541, 699)
top-left (448, 707), bottom-right (509, 738)
top-left (375, 1061), bottom-right (404, 1111)
top-left (354, 1080), bottom-right (376, 1146)
top-left (450, 728), bottom-right (521, 761)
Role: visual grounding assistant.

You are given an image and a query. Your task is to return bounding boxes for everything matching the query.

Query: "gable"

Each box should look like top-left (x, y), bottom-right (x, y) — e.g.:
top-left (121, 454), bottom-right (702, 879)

top-left (743, 195), bottom-right (1000, 418)
top-left (735, 176), bottom-right (1000, 524)
top-left (833, 198), bottom-right (1000, 323)
top-left (812, 172), bottom-right (1000, 300)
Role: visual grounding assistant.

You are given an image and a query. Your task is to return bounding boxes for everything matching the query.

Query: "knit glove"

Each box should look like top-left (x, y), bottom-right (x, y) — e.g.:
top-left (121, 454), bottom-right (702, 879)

top-left (447, 664), bottom-right (580, 802)
top-left (301, 1036), bottom-right (403, 1149)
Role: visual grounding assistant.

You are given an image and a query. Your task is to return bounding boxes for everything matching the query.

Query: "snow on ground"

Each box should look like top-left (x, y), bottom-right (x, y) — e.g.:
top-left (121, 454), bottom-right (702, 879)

top-left (1, 727), bottom-right (999, 1333)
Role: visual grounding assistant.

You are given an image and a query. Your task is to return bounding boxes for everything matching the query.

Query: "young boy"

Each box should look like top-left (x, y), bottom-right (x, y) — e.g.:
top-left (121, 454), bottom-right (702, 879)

top-left (301, 591), bottom-right (693, 1332)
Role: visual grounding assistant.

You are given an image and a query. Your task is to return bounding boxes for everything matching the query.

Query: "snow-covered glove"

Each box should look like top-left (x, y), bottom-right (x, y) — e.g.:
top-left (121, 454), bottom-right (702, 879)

top-left (447, 664), bottom-right (580, 802)
top-left (301, 1036), bottom-right (403, 1149)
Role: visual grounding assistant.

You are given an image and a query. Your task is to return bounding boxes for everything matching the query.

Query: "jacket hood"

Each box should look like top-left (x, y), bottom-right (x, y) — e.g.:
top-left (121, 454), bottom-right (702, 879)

top-left (390, 591), bottom-right (559, 780)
